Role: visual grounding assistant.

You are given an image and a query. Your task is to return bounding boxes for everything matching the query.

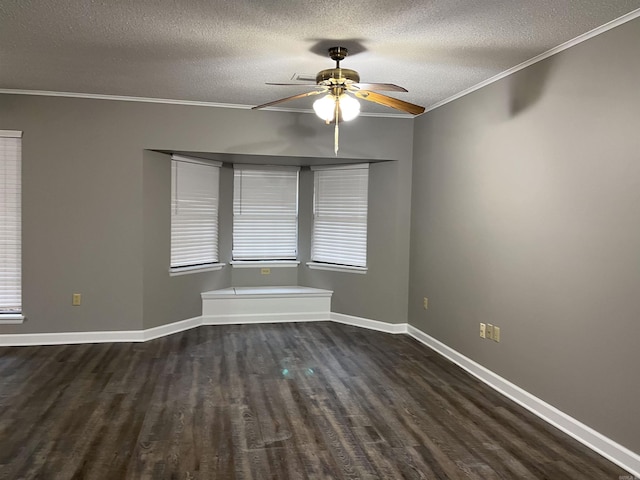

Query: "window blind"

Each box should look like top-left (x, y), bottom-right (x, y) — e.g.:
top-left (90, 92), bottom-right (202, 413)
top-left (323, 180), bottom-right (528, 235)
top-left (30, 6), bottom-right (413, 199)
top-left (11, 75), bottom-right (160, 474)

top-left (233, 165), bottom-right (299, 260)
top-left (0, 131), bottom-right (22, 314)
top-left (311, 164), bottom-right (369, 268)
top-left (170, 156), bottom-right (220, 268)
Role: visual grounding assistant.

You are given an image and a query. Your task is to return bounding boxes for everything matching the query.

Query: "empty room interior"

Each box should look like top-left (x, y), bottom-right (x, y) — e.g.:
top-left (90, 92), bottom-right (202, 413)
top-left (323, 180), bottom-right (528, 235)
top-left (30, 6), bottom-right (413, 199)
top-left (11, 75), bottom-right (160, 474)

top-left (1, 2), bottom-right (639, 479)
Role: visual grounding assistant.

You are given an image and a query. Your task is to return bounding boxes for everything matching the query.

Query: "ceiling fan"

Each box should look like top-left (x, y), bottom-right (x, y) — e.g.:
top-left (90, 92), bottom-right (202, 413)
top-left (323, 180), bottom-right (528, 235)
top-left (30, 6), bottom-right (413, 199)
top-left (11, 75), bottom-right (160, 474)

top-left (252, 46), bottom-right (425, 154)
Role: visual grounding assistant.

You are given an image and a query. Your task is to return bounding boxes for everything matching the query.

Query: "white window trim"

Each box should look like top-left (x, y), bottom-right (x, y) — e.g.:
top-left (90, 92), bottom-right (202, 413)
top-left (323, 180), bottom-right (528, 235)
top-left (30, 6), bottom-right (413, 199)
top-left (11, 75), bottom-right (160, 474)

top-left (306, 262), bottom-right (368, 274)
top-left (169, 263), bottom-right (226, 276)
top-left (0, 314), bottom-right (25, 324)
top-left (0, 131), bottom-right (23, 138)
top-left (170, 155), bottom-right (221, 269)
top-left (171, 154), bottom-right (222, 168)
top-left (310, 163), bottom-right (369, 269)
top-left (232, 164), bottom-right (299, 261)
top-left (310, 163), bottom-right (369, 172)
top-left (0, 130), bottom-right (23, 319)
top-left (230, 260), bottom-right (300, 268)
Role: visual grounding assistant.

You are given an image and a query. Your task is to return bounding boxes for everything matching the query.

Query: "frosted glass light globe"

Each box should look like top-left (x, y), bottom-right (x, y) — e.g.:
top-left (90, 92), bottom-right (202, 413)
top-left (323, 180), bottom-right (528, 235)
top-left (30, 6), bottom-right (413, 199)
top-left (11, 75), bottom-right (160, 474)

top-left (338, 94), bottom-right (360, 121)
top-left (313, 95), bottom-right (336, 122)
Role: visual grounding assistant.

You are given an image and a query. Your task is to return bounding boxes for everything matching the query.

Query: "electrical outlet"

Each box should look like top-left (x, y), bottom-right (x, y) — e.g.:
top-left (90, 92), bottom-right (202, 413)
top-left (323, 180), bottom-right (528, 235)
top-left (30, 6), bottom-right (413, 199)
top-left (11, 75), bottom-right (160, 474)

top-left (260, 268), bottom-right (271, 275)
top-left (480, 323), bottom-right (486, 339)
top-left (72, 293), bottom-right (81, 306)
top-left (486, 324), bottom-right (494, 341)
top-left (423, 297), bottom-right (428, 310)
top-left (493, 326), bottom-right (501, 342)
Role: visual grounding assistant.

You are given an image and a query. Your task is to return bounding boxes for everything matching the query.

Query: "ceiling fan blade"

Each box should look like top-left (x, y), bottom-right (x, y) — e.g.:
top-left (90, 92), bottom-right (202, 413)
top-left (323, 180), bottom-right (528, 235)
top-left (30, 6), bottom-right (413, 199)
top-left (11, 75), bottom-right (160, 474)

top-left (252, 89), bottom-right (326, 110)
top-left (349, 83), bottom-right (408, 92)
top-left (353, 90), bottom-right (425, 115)
top-left (265, 82), bottom-right (321, 87)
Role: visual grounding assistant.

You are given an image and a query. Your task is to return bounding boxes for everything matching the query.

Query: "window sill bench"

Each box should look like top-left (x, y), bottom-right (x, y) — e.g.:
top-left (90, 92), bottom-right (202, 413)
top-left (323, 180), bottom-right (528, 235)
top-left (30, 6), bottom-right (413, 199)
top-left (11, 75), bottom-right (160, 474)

top-left (201, 286), bottom-right (333, 324)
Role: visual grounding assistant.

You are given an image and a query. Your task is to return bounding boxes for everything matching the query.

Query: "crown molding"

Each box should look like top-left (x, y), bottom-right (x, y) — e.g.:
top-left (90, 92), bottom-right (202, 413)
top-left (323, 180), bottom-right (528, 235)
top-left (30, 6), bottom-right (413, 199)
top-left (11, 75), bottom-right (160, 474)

top-left (0, 88), bottom-right (413, 119)
top-left (0, 88), bottom-right (252, 110)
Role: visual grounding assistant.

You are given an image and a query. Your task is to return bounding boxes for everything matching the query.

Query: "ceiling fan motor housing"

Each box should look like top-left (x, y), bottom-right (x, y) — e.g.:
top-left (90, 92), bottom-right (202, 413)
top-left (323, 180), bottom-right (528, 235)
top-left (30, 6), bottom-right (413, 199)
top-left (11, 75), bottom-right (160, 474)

top-left (316, 68), bottom-right (360, 85)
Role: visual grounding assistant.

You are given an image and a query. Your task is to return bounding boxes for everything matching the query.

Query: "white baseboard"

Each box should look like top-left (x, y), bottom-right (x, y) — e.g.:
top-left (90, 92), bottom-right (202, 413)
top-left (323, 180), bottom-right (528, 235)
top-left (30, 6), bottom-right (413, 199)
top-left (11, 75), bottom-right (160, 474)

top-left (202, 312), bottom-right (330, 325)
top-left (0, 312), bottom-right (331, 346)
top-left (0, 329), bottom-right (145, 346)
top-left (330, 312), bottom-right (408, 334)
top-left (0, 312), bottom-right (399, 345)
top-left (0, 316), bottom-right (203, 346)
top-left (407, 325), bottom-right (640, 478)
top-left (143, 316), bottom-right (203, 341)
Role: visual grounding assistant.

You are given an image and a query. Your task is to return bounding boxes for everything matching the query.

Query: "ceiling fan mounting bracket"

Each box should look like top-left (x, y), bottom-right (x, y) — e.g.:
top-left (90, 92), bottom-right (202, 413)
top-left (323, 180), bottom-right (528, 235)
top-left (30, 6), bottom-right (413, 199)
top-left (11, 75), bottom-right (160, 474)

top-left (328, 46), bottom-right (348, 62)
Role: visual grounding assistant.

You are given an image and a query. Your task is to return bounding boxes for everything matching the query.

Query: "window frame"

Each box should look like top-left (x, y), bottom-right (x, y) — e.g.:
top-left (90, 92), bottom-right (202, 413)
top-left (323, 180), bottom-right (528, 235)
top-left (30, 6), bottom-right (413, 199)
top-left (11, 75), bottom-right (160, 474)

top-left (232, 165), bottom-right (299, 263)
top-left (309, 163), bottom-right (369, 273)
top-left (169, 154), bottom-right (224, 275)
top-left (0, 130), bottom-right (24, 323)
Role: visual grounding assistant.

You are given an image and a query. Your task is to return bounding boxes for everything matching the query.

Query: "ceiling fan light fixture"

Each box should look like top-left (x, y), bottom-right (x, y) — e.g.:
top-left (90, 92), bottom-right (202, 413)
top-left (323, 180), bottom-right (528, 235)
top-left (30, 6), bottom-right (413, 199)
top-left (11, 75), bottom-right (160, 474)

top-left (312, 93), bottom-right (360, 123)
top-left (313, 94), bottom-right (336, 123)
top-left (338, 94), bottom-right (360, 121)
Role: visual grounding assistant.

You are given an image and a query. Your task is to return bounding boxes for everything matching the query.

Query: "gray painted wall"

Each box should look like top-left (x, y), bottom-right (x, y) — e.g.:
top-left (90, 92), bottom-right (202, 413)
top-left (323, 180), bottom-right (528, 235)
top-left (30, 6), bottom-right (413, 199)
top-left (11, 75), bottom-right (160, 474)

top-left (0, 94), bottom-right (412, 333)
top-left (409, 19), bottom-right (640, 452)
top-left (142, 151), bottom-right (231, 330)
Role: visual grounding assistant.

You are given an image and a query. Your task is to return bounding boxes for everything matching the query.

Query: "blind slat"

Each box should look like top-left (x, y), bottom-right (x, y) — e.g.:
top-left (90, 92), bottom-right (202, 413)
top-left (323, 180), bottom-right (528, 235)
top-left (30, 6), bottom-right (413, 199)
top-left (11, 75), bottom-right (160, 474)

top-left (311, 166), bottom-right (368, 268)
top-left (170, 159), bottom-right (220, 268)
top-left (0, 136), bottom-right (22, 313)
top-left (233, 167), bottom-right (298, 260)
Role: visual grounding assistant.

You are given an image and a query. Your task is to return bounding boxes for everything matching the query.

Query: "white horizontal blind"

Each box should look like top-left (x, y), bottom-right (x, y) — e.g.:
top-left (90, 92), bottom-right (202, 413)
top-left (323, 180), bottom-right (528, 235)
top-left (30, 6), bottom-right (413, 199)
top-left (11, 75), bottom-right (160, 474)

top-left (312, 164), bottom-right (369, 268)
top-left (233, 166), bottom-right (298, 260)
top-left (0, 131), bottom-right (22, 314)
top-left (170, 157), bottom-right (220, 268)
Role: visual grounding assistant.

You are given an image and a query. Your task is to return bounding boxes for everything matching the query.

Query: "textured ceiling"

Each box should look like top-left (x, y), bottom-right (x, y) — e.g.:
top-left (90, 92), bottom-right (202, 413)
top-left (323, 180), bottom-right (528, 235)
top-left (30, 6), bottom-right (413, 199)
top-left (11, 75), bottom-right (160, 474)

top-left (1, 1), bottom-right (640, 116)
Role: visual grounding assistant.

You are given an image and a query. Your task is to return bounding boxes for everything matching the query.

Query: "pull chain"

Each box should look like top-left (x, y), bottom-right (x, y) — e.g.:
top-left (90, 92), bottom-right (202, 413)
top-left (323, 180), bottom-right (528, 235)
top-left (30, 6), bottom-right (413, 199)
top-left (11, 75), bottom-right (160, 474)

top-left (334, 98), bottom-right (340, 155)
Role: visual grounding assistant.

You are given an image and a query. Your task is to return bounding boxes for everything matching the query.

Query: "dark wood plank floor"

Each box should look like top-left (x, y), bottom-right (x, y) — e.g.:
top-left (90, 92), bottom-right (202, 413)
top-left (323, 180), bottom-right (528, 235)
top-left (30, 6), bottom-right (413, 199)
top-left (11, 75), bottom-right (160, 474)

top-left (0, 322), bottom-right (630, 479)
